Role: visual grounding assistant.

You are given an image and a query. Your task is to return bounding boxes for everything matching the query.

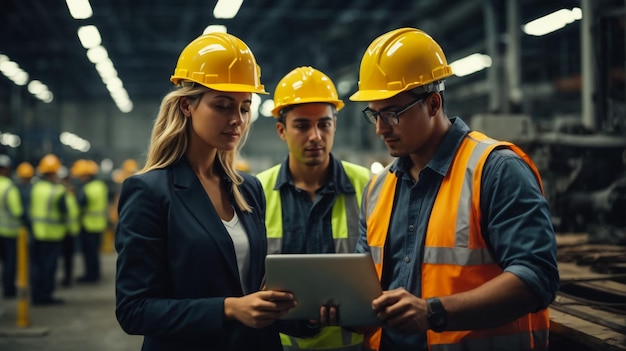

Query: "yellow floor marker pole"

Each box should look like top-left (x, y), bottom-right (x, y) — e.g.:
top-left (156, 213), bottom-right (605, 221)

top-left (101, 227), bottom-right (114, 253)
top-left (16, 226), bottom-right (30, 327)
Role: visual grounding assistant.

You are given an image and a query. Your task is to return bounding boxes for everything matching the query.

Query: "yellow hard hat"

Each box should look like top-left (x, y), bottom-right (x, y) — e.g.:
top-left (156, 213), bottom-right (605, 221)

top-left (234, 158), bottom-right (250, 173)
top-left (170, 32), bottom-right (268, 94)
top-left (71, 159), bottom-right (88, 177)
top-left (38, 154), bottom-right (62, 174)
top-left (16, 162), bottom-right (35, 178)
top-left (271, 66), bottom-right (344, 117)
top-left (349, 28), bottom-right (453, 102)
top-left (121, 159), bottom-right (138, 173)
top-left (86, 160), bottom-right (99, 175)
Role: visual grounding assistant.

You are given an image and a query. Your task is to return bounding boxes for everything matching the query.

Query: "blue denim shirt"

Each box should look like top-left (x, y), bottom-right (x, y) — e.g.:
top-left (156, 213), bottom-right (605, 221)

top-left (357, 117), bottom-right (559, 351)
top-left (274, 153), bottom-right (360, 254)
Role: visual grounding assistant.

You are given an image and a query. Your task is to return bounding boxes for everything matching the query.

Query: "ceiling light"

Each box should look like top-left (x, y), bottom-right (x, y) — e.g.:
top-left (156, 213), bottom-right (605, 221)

top-left (523, 8), bottom-right (582, 36)
top-left (27, 80), bottom-right (46, 95)
top-left (86, 46), bottom-right (108, 63)
top-left (77, 25), bottom-right (102, 49)
top-left (0, 54), bottom-right (54, 103)
top-left (65, 0), bottom-right (93, 19)
top-left (260, 99), bottom-right (274, 117)
top-left (213, 0), bottom-right (243, 19)
top-left (450, 53), bottom-right (492, 77)
top-left (203, 25), bottom-right (228, 34)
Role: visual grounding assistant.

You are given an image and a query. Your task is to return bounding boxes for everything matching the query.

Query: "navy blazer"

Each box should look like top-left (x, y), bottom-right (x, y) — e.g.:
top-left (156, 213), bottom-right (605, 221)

top-left (115, 158), bottom-right (282, 351)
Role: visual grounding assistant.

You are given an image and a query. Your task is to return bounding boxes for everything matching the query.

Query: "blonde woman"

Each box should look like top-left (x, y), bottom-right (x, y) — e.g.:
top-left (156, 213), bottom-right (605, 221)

top-left (115, 33), bottom-right (296, 351)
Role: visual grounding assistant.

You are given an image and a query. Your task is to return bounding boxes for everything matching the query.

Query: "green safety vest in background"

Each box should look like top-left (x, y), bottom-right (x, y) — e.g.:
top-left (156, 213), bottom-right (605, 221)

top-left (65, 190), bottom-right (81, 236)
top-left (257, 160), bottom-right (370, 351)
top-left (81, 179), bottom-right (108, 232)
top-left (0, 175), bottom-right (23, 238)
top-left (30, 180), bottom-right (67, 241)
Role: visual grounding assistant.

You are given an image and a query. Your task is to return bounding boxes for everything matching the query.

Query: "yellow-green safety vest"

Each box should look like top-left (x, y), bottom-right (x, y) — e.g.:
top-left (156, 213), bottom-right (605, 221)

top-left (257, 160), bottom-right (370, 351)
top-left (30, 180), bottom-right (68, 241)
top-left (81, 179), bottom-right (108, 232)
top-left (0, 175), bottom-right (23, 238)
top-left (66, 190), bottom-right (81, 236)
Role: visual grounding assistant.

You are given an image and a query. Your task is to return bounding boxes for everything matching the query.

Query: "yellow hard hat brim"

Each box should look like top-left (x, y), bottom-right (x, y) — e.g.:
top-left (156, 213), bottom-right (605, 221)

top-left (349, 89), bottom-right (400, 102)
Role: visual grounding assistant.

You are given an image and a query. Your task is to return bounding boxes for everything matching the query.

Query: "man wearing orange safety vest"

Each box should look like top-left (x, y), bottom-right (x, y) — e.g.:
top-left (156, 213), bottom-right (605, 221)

top-left (348, 28), bottom-right (559, 351)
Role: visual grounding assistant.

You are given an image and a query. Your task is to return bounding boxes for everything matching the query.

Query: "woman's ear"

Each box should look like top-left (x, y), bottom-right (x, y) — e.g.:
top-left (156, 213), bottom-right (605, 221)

top-left (179, 97), bottom-right (191, 117)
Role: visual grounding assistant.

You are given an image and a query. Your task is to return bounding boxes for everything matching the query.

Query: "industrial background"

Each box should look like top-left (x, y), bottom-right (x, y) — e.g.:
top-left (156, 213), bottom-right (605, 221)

top-left (0, 0), bottom-right (625, 350)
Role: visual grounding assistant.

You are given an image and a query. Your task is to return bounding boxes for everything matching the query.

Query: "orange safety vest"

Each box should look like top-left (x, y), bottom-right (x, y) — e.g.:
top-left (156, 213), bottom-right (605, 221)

top-left (363, 131), bottom-right (550, 351)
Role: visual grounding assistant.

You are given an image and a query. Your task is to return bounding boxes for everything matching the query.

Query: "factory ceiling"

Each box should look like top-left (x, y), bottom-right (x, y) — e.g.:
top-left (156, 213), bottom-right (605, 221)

top-left (0, 0), bottom-right (621, 112)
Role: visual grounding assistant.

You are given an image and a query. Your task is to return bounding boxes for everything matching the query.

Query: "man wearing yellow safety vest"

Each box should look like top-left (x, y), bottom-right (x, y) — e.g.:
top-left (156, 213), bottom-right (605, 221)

top-left (30, 154), bottom-right (72, 305)
top-left (15, 161), bottom-right (35, 233)
top-left (0, 154), bottom-right (24, 298)
top-left (59, 162), bottom-right (82, 287)
top-left (348, 28), bottom-right (559, 351)
top-left (257, 66), bottom-right (370, 351)
top-left (74, 159), bottom-right (108, 283)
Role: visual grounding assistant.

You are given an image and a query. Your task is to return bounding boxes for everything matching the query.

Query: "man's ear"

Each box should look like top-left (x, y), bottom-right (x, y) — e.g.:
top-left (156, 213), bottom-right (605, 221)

top-left (276, 120), bottom-right (287, 141)
top-left (429, 93), bottom-right (441, 116)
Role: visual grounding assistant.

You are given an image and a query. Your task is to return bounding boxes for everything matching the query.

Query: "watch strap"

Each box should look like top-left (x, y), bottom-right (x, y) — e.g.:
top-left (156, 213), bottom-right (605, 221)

top-left (426, 297), bottom-right (447, 332)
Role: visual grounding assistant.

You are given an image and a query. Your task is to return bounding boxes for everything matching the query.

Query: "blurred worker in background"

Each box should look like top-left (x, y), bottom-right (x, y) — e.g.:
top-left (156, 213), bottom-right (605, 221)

top-left (15, 161), bottom-right (35, 233)
top-left (57, 161), bottom-right (83, 287)
top-left (108, 159), bottom-right (138, 232)
top-left (30, 153), bottom-right (72, 305)
top-left (73, 159), bottom-right (108, 284)
top-left (115, 32), bottom-right (297, 351)
top-left (257, 66), bottom-right (370, 351)
top-left (348, 28), bottom-right (559, 351)
top-left (0, 154), bottom-right (24, 298)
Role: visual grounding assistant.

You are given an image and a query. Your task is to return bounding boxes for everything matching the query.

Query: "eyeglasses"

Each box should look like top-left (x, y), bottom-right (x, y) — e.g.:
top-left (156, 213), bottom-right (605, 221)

top-left (362, 94), bottom-right (428, 126)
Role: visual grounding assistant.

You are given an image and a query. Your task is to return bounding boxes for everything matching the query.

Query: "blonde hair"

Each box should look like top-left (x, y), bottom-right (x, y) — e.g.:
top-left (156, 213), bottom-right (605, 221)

top-left (140, 84), bottom-right (253, 212)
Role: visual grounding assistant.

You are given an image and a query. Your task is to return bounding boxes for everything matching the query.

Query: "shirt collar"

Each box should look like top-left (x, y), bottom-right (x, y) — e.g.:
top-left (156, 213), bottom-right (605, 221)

top-left (274, 153), bottom-right (356, 195)
top-left (390, 117), bottom-right (469, 178)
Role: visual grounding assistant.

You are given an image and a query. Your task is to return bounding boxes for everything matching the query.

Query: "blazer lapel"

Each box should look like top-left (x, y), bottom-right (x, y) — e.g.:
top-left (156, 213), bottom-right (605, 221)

top-left (171, 158), bottom-right (240, 283)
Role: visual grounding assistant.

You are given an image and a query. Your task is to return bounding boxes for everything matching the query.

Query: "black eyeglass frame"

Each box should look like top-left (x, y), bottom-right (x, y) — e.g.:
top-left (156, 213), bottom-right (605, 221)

top-left (362, 93), bottom-right (431, 126)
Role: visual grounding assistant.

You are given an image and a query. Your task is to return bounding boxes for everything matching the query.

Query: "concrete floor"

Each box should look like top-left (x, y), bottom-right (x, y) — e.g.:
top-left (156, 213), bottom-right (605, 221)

top-left (0, 252), bottom-right (143, 351)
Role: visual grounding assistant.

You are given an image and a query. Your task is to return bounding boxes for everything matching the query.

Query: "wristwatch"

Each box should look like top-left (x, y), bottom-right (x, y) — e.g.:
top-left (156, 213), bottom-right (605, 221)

top-left (425, 297), bottom-right (447, 332)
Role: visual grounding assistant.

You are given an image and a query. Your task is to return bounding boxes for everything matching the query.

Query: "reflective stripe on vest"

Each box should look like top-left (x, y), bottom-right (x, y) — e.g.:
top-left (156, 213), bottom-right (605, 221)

top-left (81, 179), bottom-right (108, 232)
top-left (0, 178), bottom-right (22, 237)
top-left (280, 326), bottom-right (364, 351)
top-left (257, 161), bottom-right (369, 255)
top-left (363, 131), bottom-right (549, 351)
top-left (30, 181), bottom-right (67, 241)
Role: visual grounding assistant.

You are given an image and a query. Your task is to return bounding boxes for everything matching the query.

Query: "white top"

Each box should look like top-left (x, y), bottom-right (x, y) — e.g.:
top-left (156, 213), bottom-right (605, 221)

top-left (222, 210), bottom-right (250, 293)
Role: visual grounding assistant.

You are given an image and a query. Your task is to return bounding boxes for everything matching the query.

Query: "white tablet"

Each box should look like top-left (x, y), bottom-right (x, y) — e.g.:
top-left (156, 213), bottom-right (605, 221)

top-left (264, 253), bottom-right (383, 327)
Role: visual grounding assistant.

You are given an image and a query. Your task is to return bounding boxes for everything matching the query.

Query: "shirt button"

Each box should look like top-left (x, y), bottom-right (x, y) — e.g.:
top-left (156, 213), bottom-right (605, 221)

top-left (404, 256), bottom-right (410, 263)
top-left (408, 225), bottom-right (415, 232)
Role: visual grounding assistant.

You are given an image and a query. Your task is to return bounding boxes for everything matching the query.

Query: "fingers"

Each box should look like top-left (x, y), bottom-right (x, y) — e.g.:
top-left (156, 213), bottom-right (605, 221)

top-left (372, 288), bottom-right (404, 310)
top-left (318, 304), bottom-right (339, 326)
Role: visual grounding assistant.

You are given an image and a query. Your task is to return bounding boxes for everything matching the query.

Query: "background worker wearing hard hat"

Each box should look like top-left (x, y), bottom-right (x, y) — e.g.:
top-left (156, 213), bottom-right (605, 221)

top-left (0, 154), bottom-right (24, 298)
top-left (15, 161), bottom-right (35, 229)
top-left (349, 28), bottom-right (559, 351)
top-left (72, 159), bottom-right (108, 284)
top-left (57, 161), bottom-right (82, 287)
top-left (29, 153), bottom-right (73, 305)
top-left (257, 66), bottom-right (370, 351)
top-left (115, 32), bottom-right (297, 351)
